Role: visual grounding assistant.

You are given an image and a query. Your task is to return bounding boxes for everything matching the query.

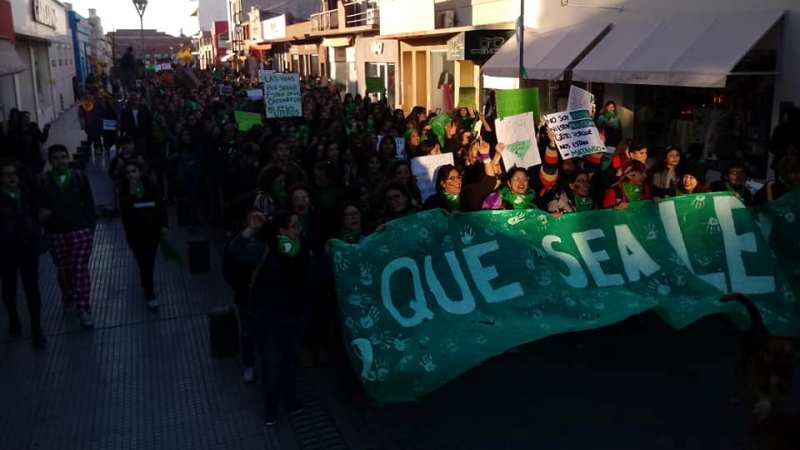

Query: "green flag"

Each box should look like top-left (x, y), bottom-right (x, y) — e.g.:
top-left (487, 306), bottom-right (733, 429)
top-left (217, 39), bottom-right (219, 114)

top-left (496, 88), bottom-right (540, 123)
top-left (330, 192), bottom-right (800, 403)
top-left (234, 110), bottom-right (263, 132)
top-left (429, 113), bottom-right (451, 149)
top-left (366, 77), bottom-right (385, 94)
top-left (458, 87), bottom-right (476, 108)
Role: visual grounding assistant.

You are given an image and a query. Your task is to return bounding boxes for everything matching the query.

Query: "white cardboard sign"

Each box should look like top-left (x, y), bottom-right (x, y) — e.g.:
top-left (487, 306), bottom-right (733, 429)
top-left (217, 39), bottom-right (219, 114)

top-left (495, 112), bottom-right (541, 169)
top-left (544, 110), bottom-right (605, 160)
top-left (411, 153), bottom-right (454, 202)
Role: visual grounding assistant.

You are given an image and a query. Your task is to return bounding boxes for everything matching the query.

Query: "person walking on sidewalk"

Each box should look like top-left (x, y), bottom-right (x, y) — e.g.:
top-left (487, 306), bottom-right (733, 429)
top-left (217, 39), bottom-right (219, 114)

top-left (0, 160), bottom-right (47, 347)
top-left (39, 145), bottom-right (97, 329)
top-left (117, 160), bottom-right (167, 309)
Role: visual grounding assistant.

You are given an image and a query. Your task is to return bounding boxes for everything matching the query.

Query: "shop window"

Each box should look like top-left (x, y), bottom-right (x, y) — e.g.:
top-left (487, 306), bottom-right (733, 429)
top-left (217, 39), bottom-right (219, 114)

top-left (430, 50), bottom-right (454, 113)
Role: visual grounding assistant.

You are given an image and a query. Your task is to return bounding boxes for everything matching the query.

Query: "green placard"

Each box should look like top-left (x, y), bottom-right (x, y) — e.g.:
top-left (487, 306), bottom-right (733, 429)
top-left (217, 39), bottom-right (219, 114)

top-left (234, 110), bottom-right (263, 132)
top-left (366, 77), bottom-right (385, 94)
top-left (496, 87), bottom-right (540, 123)
top-left (458, 87), bottom-right (476, 108)
top-left (331, 192), bottom-right (800, 403)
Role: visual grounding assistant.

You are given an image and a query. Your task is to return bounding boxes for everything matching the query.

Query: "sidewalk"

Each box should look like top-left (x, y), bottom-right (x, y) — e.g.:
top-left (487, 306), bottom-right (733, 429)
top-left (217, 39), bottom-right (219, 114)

top-left (0, 110), bottom-right (351, 450)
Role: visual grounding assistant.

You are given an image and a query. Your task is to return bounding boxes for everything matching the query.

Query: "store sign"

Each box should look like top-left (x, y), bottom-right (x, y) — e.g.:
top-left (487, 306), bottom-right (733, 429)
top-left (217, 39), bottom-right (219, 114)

top-left (447, 30), bottom-right (513, 61)
top-left (262, 15), bottom-right (286, 40)
top-left (33, 0), bottom-right (57, 29)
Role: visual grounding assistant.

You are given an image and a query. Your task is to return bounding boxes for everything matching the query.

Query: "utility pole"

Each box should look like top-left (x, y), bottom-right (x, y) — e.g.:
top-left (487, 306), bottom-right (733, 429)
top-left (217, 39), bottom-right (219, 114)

top-left (518, 0), bottom-right (525, 81)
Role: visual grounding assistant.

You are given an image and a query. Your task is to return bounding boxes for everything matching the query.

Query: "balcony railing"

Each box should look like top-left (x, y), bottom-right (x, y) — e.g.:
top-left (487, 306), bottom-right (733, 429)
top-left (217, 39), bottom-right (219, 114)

top-left (311, 8), bottom-right (339, 32)
top-left (343, 0), bottom-right (379, 27)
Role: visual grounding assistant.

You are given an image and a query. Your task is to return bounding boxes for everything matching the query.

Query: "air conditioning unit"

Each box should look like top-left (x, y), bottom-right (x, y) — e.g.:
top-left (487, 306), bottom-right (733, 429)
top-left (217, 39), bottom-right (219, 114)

top-left (436, 10), bottom-right (455, 28)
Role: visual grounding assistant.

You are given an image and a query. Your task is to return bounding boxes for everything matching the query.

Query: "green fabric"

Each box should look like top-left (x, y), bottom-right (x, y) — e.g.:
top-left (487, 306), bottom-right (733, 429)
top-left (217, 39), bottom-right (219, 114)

top-left (52, 169), bottom-right (73, 191)
top-left (495, 88), bottom-right (540, 124)
top-left (622, 182), bottom-right (643, 202)
top-left (330, 191), bottom-right (800, 403)
top-left (458, 87), bottom-right (476, 108)
top-left (366, 77), bottom-right (385, 94)
top-left (442, 192), bottom-right (461, 211)
top-left (132, 184), bottom-right (145, 199)
top-left (340, 230), bottom-right (362, 244)
top-left (2, 189), bottom-right (20, 207)
top-left (429, 114), bottom-right (451, 149)
top-left (574, 195), bottom-right (594, 211)
top-left (234, 110), bottom-right (263, 132)
top-left (500, 187), bottom-right (535, 210)
top-left (277, 234), bottom-right (300, 257)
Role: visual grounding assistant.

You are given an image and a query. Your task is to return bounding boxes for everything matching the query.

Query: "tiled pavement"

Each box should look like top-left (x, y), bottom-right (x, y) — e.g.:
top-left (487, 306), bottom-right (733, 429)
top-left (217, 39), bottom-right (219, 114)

top-left (0, 107), bottom-right (351, 450)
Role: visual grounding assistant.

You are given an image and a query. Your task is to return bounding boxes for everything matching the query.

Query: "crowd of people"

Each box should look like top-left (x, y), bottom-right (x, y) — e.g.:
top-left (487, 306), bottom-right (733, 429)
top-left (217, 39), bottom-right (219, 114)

top-left (1, 61), bottom-right (799, 426)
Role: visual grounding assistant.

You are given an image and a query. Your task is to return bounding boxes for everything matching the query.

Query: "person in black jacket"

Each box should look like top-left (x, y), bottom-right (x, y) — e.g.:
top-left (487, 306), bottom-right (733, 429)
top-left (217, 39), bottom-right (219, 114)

top-left (39, 145), bottom-right (97, 329)
top-left (227, 210), bottom-right (313, 427)
top-left (754, 155), bottom-right (800, 205)
top-left (117, 160), bottom-right (167, 309)
top-left (0, 160), bottom-right (46, 347)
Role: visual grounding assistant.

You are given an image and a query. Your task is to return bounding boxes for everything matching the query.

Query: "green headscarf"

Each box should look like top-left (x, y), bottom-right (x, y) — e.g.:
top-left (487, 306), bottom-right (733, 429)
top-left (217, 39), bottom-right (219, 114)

top-left (442, 192), bottom-right (461, 211)
top-left (277, 234), bottom-right (300, 257)
top-left (622, 181), bottom-right (643, 202)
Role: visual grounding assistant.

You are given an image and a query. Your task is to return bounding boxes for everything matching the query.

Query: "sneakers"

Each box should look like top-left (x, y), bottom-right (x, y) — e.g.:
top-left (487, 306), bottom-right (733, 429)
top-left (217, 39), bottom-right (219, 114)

top-left (146, 299), bottom-right (160, 310)
top-left (79, 311), bottom-right (95, 329)
top-left (242, 367), bottom-right (256, 384)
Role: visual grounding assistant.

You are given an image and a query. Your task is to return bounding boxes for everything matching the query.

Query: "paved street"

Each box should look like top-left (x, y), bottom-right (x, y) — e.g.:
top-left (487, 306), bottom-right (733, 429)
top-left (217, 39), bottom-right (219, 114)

top-left (1, 107), bottom-right (795, 450)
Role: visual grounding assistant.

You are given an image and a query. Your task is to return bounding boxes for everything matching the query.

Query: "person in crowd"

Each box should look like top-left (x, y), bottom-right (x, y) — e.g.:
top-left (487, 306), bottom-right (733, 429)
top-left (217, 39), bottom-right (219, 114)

top-left (253, 166), bottom-right (288, 221)
top-left (404, 129), bottom-right (422, 158)
top-left (385, 160), bottom-right (422, 206)
top-left (546, 170), bottom-right (596, 215)
top-left (673, 165), bottom-right (706, 197)
top-left (710, 161), bottom-right (752, 205)
top-left (264, 139), bottom-right (307, 186)
top-left (109, 136), bottom-right (146, 182)
top-left (482, 167), bottom-right (538, 210)
top-left (39, 145), bottom-right (97, 329)
top-left (651, 145), bottom-right (683, 198)
top-left (0, 160), bottom-right (46, 347)
top-left (595, 101), bottom-right (623, 148)
top-left (336, 201), bottom-right (365, 244)
top-left (12, 111), bottom-right (50, 177)
top-left (228, 210), bottom-right (312, 426)
top-left (379, 183), bottom-right (419, 225)
top-left (424, 139), bottom-right (504, 213)
top-left (117, 160), bottom-right (167, 309)
top-left (602, 159), bottom-right (651, 210)
top-left (754, 155), bottom-right (799, 205)
top-left (119, 94), bottom-right (153, 159)
top-left (78, 92), bottom-right (103, 152)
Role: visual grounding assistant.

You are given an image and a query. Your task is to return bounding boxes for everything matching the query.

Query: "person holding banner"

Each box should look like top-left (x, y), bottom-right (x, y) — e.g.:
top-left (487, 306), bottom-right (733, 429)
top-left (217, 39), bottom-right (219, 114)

top-left (423, 140), bottom-right (504, 213)
top-left (673, 165), bottom-right (707, 197)
top-left (710, 161), bottom-right (753, 206)
top-left (481, 167), bottom-right (538, 211)
top-left (602, 159), bottom-right (652, 210)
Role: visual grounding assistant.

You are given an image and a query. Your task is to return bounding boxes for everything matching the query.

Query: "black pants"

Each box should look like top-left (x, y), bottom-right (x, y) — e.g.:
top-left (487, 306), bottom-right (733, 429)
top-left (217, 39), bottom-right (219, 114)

top-left (1, 250), bottom-right (43, 334)
top-left (256, 317), bottom-right (305, 421)
top-left (234, 289), bottom-right (256, 368)
top-left (127, 233), bottom-right (159, 299)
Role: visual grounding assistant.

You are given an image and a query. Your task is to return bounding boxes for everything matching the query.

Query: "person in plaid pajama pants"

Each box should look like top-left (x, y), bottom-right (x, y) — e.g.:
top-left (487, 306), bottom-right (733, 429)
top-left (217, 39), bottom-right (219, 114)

top-left (39, 145), bottom-right (97, 329)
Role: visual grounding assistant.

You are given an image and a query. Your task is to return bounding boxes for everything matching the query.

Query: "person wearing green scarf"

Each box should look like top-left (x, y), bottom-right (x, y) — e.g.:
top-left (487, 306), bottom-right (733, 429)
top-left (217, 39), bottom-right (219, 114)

top-left (546, 170), bottom-right (595, 215)
top-left (602, 159), bottom-right (651, 210)
top-left (0, 160), bottom-right (46, 347)
top-left (481, 167), bottom-right (537, 210)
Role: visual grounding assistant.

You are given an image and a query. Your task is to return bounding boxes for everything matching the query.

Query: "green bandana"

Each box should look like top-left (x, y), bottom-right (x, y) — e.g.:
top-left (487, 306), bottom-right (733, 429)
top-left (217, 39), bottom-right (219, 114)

top-left (574, 195), bottom-right (594, 211)
top-left (622, 181), bottom-right (643, 202)
top-left (132, 184), bottom-right (145, 199)
top-left (442, 192), bottom-right (461, 211)
top-left (603, 111), bottom-right (618, 120)
top-left (52, 169), bottom-right (73, 190)
top-left (277, 234), bottom-right (300, 257)
top-left (500, 187), bottom-right (535, 210)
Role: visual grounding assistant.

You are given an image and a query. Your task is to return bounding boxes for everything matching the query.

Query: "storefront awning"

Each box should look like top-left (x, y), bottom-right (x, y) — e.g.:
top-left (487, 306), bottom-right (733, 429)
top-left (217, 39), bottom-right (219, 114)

top-left (0, 40), bottom-right (25, 76)
top-left (572, 10), bottom-right (785, 88)
top-left (482, 22), bottom-right (611, 80)
top-left (321, 37), bottom-right (352, 48)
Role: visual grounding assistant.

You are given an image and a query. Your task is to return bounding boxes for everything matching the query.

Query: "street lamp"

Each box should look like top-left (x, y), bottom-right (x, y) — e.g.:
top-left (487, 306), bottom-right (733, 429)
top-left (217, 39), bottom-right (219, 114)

top-left (132, 0), bottom-right (150, 104)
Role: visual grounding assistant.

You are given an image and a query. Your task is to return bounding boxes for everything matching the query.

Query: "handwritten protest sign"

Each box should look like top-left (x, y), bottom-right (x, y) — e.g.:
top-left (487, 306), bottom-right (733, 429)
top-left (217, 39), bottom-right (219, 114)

top-left (102, 120), bottom-right (117, 131)
top-left (247, 89), bottom-right (264, 101)
top-left (567, 85), bottom-right (595, 114)
top-left (263, 72), bottom-right (302, 118)
top-left (495, 112), bottom-right (541, 169)
top-left (234, 110), bottom-right (263, 132)
top-left (496, 87), bottom-right (540, 124)
top-left (545, 109), bottom-right (605, 160)
top-left (258, 69), bottom-right (274, 84)
top-left (410, 153), bottom-right (454, 201)
top-left (331, 191), bottom-right (800, 402)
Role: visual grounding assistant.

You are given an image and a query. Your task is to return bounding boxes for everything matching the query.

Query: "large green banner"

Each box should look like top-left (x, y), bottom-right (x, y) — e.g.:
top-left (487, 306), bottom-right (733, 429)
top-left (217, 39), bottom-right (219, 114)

top-left (330, 192), bottom-right (800, 403)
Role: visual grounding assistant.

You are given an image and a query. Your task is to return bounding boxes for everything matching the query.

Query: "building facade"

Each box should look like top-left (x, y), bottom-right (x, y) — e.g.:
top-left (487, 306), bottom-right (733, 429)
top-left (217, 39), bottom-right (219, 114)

top-left (108, 29), bottom-right (192, 65)
top-left (65, 4), bottom-right (90, 93)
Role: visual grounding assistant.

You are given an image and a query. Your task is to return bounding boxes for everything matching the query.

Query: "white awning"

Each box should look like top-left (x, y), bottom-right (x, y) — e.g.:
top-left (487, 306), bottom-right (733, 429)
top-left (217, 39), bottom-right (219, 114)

top-left (482, 21), bottom-right (611, 80)
top-left (572, 10), bottom-right (785, 88)
top-left (0, 40), bottom-right (25, 77)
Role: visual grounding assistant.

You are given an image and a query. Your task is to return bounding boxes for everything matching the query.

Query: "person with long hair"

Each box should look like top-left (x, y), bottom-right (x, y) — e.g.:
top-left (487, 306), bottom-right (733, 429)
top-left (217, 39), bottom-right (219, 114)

top-left (602, 159), bottom-right (651, 210)
top-left (596, 100), bottom-right (622, 148)
top-left (546, 170), bottom-right (596, 215)
top-left (0, 160), bottom-right (46, 347)
top-left (651, 145), bottom-right (683, 198)
top-left (482, 167), bottom-right (538, 210)
top-left (118, 160), bottom-right (168, 309)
